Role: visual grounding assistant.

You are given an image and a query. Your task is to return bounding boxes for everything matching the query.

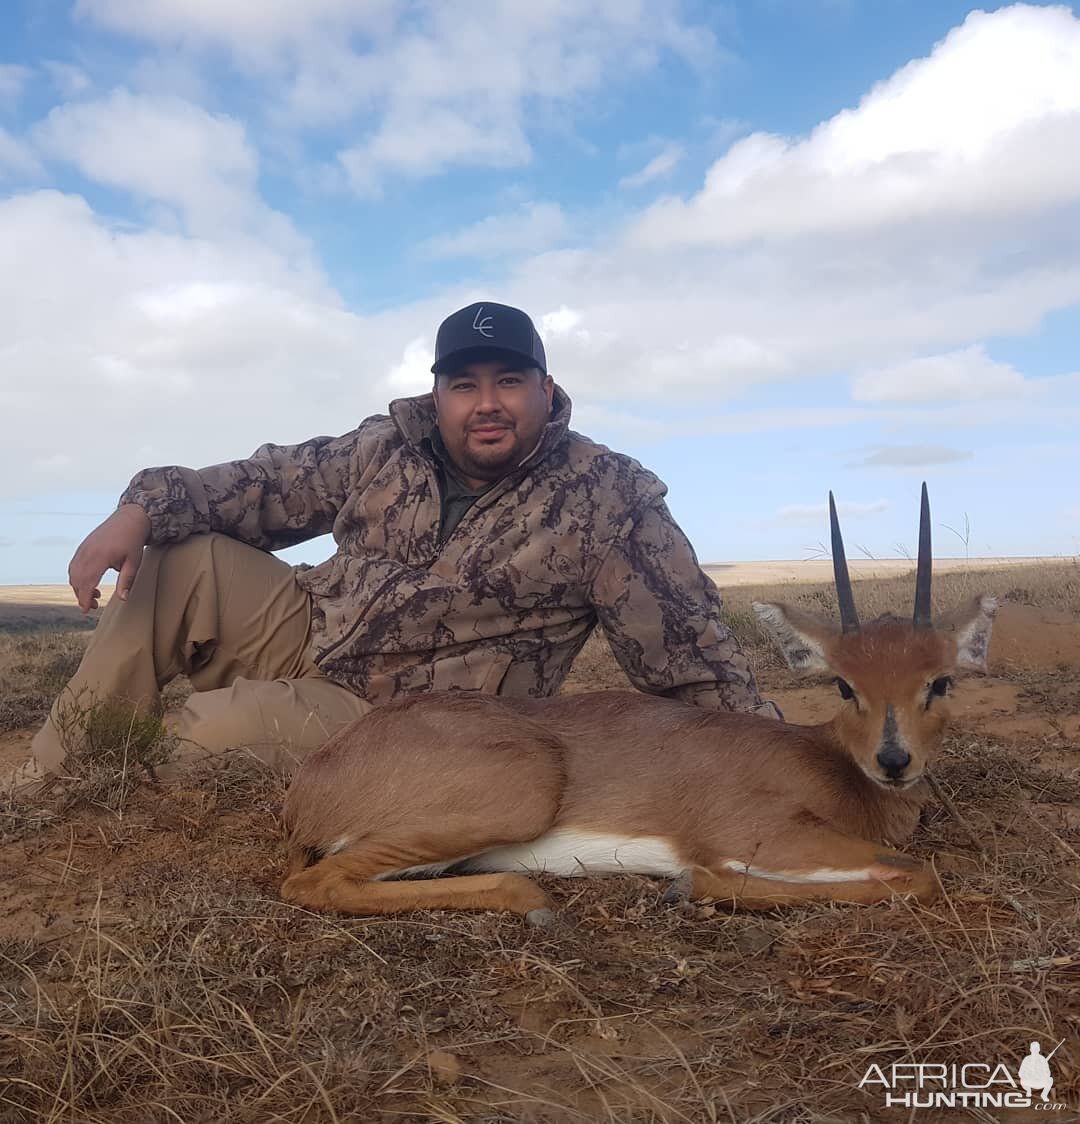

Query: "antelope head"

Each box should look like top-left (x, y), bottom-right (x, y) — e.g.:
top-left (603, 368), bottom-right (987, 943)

top-left (753, 485), bottom-right (998, 790)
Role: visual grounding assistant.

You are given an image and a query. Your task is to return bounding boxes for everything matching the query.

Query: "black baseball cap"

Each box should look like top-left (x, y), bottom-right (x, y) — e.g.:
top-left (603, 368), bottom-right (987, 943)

top-left (431, 301), bottom-right (547, 376)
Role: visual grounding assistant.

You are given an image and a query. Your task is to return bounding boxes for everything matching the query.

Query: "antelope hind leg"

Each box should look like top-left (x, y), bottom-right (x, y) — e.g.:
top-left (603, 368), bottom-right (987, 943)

top-left (282, 852), bottom-right (552, 918)
top-left (281, 697), bottom-right (568, 920)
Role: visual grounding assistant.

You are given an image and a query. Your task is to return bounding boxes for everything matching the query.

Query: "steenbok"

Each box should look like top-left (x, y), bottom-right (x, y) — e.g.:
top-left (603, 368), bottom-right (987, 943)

top-left (281, 486), bottom-right (995, 922)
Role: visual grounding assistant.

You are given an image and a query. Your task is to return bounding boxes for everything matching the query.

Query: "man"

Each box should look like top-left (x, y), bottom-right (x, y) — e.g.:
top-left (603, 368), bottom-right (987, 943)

top-left (1018, 1042), bottom-right (1055, 1103)
top-left (21, 301), bottom-right (779, 787)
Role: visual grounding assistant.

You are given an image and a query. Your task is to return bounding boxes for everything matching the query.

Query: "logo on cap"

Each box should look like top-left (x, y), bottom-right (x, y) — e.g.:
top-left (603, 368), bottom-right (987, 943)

top-left (472, 306), bottom-right (495, 339)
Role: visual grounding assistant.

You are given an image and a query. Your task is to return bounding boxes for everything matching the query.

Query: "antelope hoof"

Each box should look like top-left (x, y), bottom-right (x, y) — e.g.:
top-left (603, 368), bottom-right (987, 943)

top-left (662, 870), bottom-right (695, 906)
top-left (525, 907), bottom-right (559, 930)
top-left (872, 853), bottom-right (923, 881)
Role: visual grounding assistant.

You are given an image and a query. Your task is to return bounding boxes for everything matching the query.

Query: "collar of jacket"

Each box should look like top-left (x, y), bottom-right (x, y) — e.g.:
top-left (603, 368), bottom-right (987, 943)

top-left (388, 384), bottom-right (574, 474)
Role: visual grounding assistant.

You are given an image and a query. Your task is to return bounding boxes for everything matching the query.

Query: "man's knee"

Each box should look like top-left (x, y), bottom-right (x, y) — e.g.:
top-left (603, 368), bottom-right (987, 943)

top-left (168, 683), bottom-right (298, 773)
top-left (165, 677), bottom-right (365, 777)
top-left (148, 531), bottom-right (246, 582)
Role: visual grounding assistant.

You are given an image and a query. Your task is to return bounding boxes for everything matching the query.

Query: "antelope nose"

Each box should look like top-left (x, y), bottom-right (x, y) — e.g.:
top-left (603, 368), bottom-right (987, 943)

top-left (877, 746), bottom-right (912, 780)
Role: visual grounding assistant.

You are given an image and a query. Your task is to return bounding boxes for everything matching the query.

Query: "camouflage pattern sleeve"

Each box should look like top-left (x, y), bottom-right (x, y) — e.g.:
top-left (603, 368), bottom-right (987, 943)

top-left (589, 499), bottom-right (782, 719)
top-left (117, 426), bottom-right (369, 550)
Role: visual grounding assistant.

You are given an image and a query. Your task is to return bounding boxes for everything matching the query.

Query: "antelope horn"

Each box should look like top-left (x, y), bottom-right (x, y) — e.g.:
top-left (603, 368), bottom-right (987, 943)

top-left (829, 491), bottom-right (860, 634)
top-left (913, 481), bottom-right (933, 630)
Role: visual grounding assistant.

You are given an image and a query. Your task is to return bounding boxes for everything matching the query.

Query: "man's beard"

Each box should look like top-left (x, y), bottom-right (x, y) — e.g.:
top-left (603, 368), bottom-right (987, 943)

top-left (461, 441), bottom-right (519, 480)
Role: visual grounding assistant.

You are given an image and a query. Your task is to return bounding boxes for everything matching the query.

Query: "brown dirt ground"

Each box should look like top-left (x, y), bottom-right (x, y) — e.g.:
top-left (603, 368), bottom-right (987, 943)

top-left (1, 567), bottom-right (1079, 1121)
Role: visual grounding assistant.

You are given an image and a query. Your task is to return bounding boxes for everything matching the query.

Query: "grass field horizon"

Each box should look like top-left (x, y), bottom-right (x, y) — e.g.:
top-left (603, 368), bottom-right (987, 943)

top-left (1, 551), bottom-right (1073, 604)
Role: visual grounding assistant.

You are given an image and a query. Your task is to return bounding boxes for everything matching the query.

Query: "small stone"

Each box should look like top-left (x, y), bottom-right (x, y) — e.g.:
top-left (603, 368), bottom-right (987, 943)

top-left (734, 924), bottom-right (775, 956)
top-left (427, 1049), bottom-right (463, 1085)
top-left (525, 907), bottom-right (558, 929)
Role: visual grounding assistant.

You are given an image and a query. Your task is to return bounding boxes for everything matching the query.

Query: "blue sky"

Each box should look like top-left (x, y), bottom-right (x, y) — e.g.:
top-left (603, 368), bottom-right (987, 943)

top-left (2, 0), bottom-right (1079, 584)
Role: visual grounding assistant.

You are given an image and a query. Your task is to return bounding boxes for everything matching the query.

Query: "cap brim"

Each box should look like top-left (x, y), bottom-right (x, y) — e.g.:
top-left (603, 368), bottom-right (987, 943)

top-left (431, 345), bottom-right (545, 376)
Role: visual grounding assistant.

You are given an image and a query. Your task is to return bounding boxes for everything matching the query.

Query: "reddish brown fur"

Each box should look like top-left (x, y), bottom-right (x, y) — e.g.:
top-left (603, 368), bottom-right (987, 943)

top-left (284, 694), bottom-right (566, 872)
top-left (280, 595), bottom-right (994, 920)
top-left (807, 615), bottom-right (957, 786)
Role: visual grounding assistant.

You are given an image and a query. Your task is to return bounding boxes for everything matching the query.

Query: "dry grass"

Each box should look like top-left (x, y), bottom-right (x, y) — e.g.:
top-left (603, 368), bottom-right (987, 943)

top-left (2, 750), bottom-right (1077, 1122)
top-left (0, 788), bottom-right (59, 845)
top-left (0, 630), bottom-right (194, 734)
top-left (50, 692), bottom-right (179, 814)
top-left (1010, 663), bottom-right (1080, 716)
top-left (1, 561), bottom-right (1078, 1121)
top-left (0, 631), bottom-right (89, 733)
top-left (721, 558), bottom-right (1080, 615)
top-left (564, 560), bottom-right (1080, 694)
top-left (723, 559), bottom-right (1080, 678)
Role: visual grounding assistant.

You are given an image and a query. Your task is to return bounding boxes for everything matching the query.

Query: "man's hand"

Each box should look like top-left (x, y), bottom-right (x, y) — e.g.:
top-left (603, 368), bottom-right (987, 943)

top-left (753, 700), bottom-right (785, 722)
top-left (68, 504), bottom-right (152, 614)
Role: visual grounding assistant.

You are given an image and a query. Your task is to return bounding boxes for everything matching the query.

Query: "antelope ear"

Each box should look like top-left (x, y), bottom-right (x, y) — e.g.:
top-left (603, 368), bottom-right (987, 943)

top-left (752, 602), bottom-right (837, 673)
top-left (948, 594), bottom-right (999, 672)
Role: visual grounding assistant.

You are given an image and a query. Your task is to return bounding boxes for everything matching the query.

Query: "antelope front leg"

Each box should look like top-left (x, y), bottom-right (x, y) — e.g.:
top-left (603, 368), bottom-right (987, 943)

top-left (677, 865), bottom-right (934, 909)
top-left (667, 829), bottom-right (938, 910)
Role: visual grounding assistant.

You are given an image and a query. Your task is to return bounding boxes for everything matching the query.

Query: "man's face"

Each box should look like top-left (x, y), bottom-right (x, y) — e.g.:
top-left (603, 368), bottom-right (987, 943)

top-left (433, 360), bottom-right (555, 487)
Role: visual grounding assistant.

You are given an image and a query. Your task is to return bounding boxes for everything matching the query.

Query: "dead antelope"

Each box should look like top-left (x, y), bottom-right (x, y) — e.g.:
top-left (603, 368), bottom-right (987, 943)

top-left (281, 486), bottom-right (996, 922)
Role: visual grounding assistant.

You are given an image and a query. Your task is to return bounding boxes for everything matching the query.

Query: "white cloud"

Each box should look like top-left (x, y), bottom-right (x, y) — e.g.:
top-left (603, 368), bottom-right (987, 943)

top-left (570, 402), bottom-right (880, 444)
top-left (128, 54), bottom-right (210, 102)
top-left (0, 64), bottom-right (33, 105)
top-left (4, 1), bottom-right (1080, 542)
top-left (33, 89), bottom-right (304, 253)
top-left (541, 306), bottom-right (582, 333)
top-left (34, 89), bottom-right (251, 218)
top-left (0, 127), bottom-right (43, 179)
top-left (42, 61), bottom-right (92, 97)
top-left (478, 7), bottom-right (1080, 412)
top-left (340, 108), bottom-right (532, 196)
top-left (77, 0), bottom-right (714, 192)
top-left (420, 202), bottom-right (569, 260)
top-left (636, 332), bottom-right (788, 391)
top-left (629, 4), bottom-right (1080, 248)
top-left (495, 211), bottom-right (1080, 404)
top-left (775, 500), bottom-right (888, 524)
top-left (0, 190), bottom-right (381, 498)
top-left (700, 116), bottom-right (749, 153)
top-left (75, 0), bottom-right (398, 61)
top-left (385, 336), bottom-right (433, 395)
top-left (852, 445), bottom-right (973, 468)
top-left (852, 345), bottom-right (1026, 402)
top-left (619, 144), bottom-right (684, 189)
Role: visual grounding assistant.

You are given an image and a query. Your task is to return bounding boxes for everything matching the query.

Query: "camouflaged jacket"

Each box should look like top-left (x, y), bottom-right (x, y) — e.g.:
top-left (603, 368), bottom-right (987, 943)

top-left (119, 387), bottom-right (777, 717)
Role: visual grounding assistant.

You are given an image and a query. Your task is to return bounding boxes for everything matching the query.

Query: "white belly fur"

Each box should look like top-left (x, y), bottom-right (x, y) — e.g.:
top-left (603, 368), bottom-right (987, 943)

top-left (379, 828), bottom-right (685, 881)
top-left (459, 828), bottom-right (684, 878)
top-left (723, 859), bottom-right (877, 883)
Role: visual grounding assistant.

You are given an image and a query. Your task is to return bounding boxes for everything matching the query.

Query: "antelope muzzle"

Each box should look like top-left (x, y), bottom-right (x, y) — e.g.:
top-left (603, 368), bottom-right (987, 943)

top-left (876, 704), bottom-right (914, 783)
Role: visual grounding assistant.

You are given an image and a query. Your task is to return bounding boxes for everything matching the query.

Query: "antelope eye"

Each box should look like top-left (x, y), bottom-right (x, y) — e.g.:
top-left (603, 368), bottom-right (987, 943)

top-left (930, 676), bottom-right (953, 697)
top-left (836, 678), bottom-right (855, 700)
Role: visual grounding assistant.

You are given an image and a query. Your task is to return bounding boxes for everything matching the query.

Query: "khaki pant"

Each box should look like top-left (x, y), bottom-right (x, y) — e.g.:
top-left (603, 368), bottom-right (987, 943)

top-left (30, 533), bottom-right (372, 780)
